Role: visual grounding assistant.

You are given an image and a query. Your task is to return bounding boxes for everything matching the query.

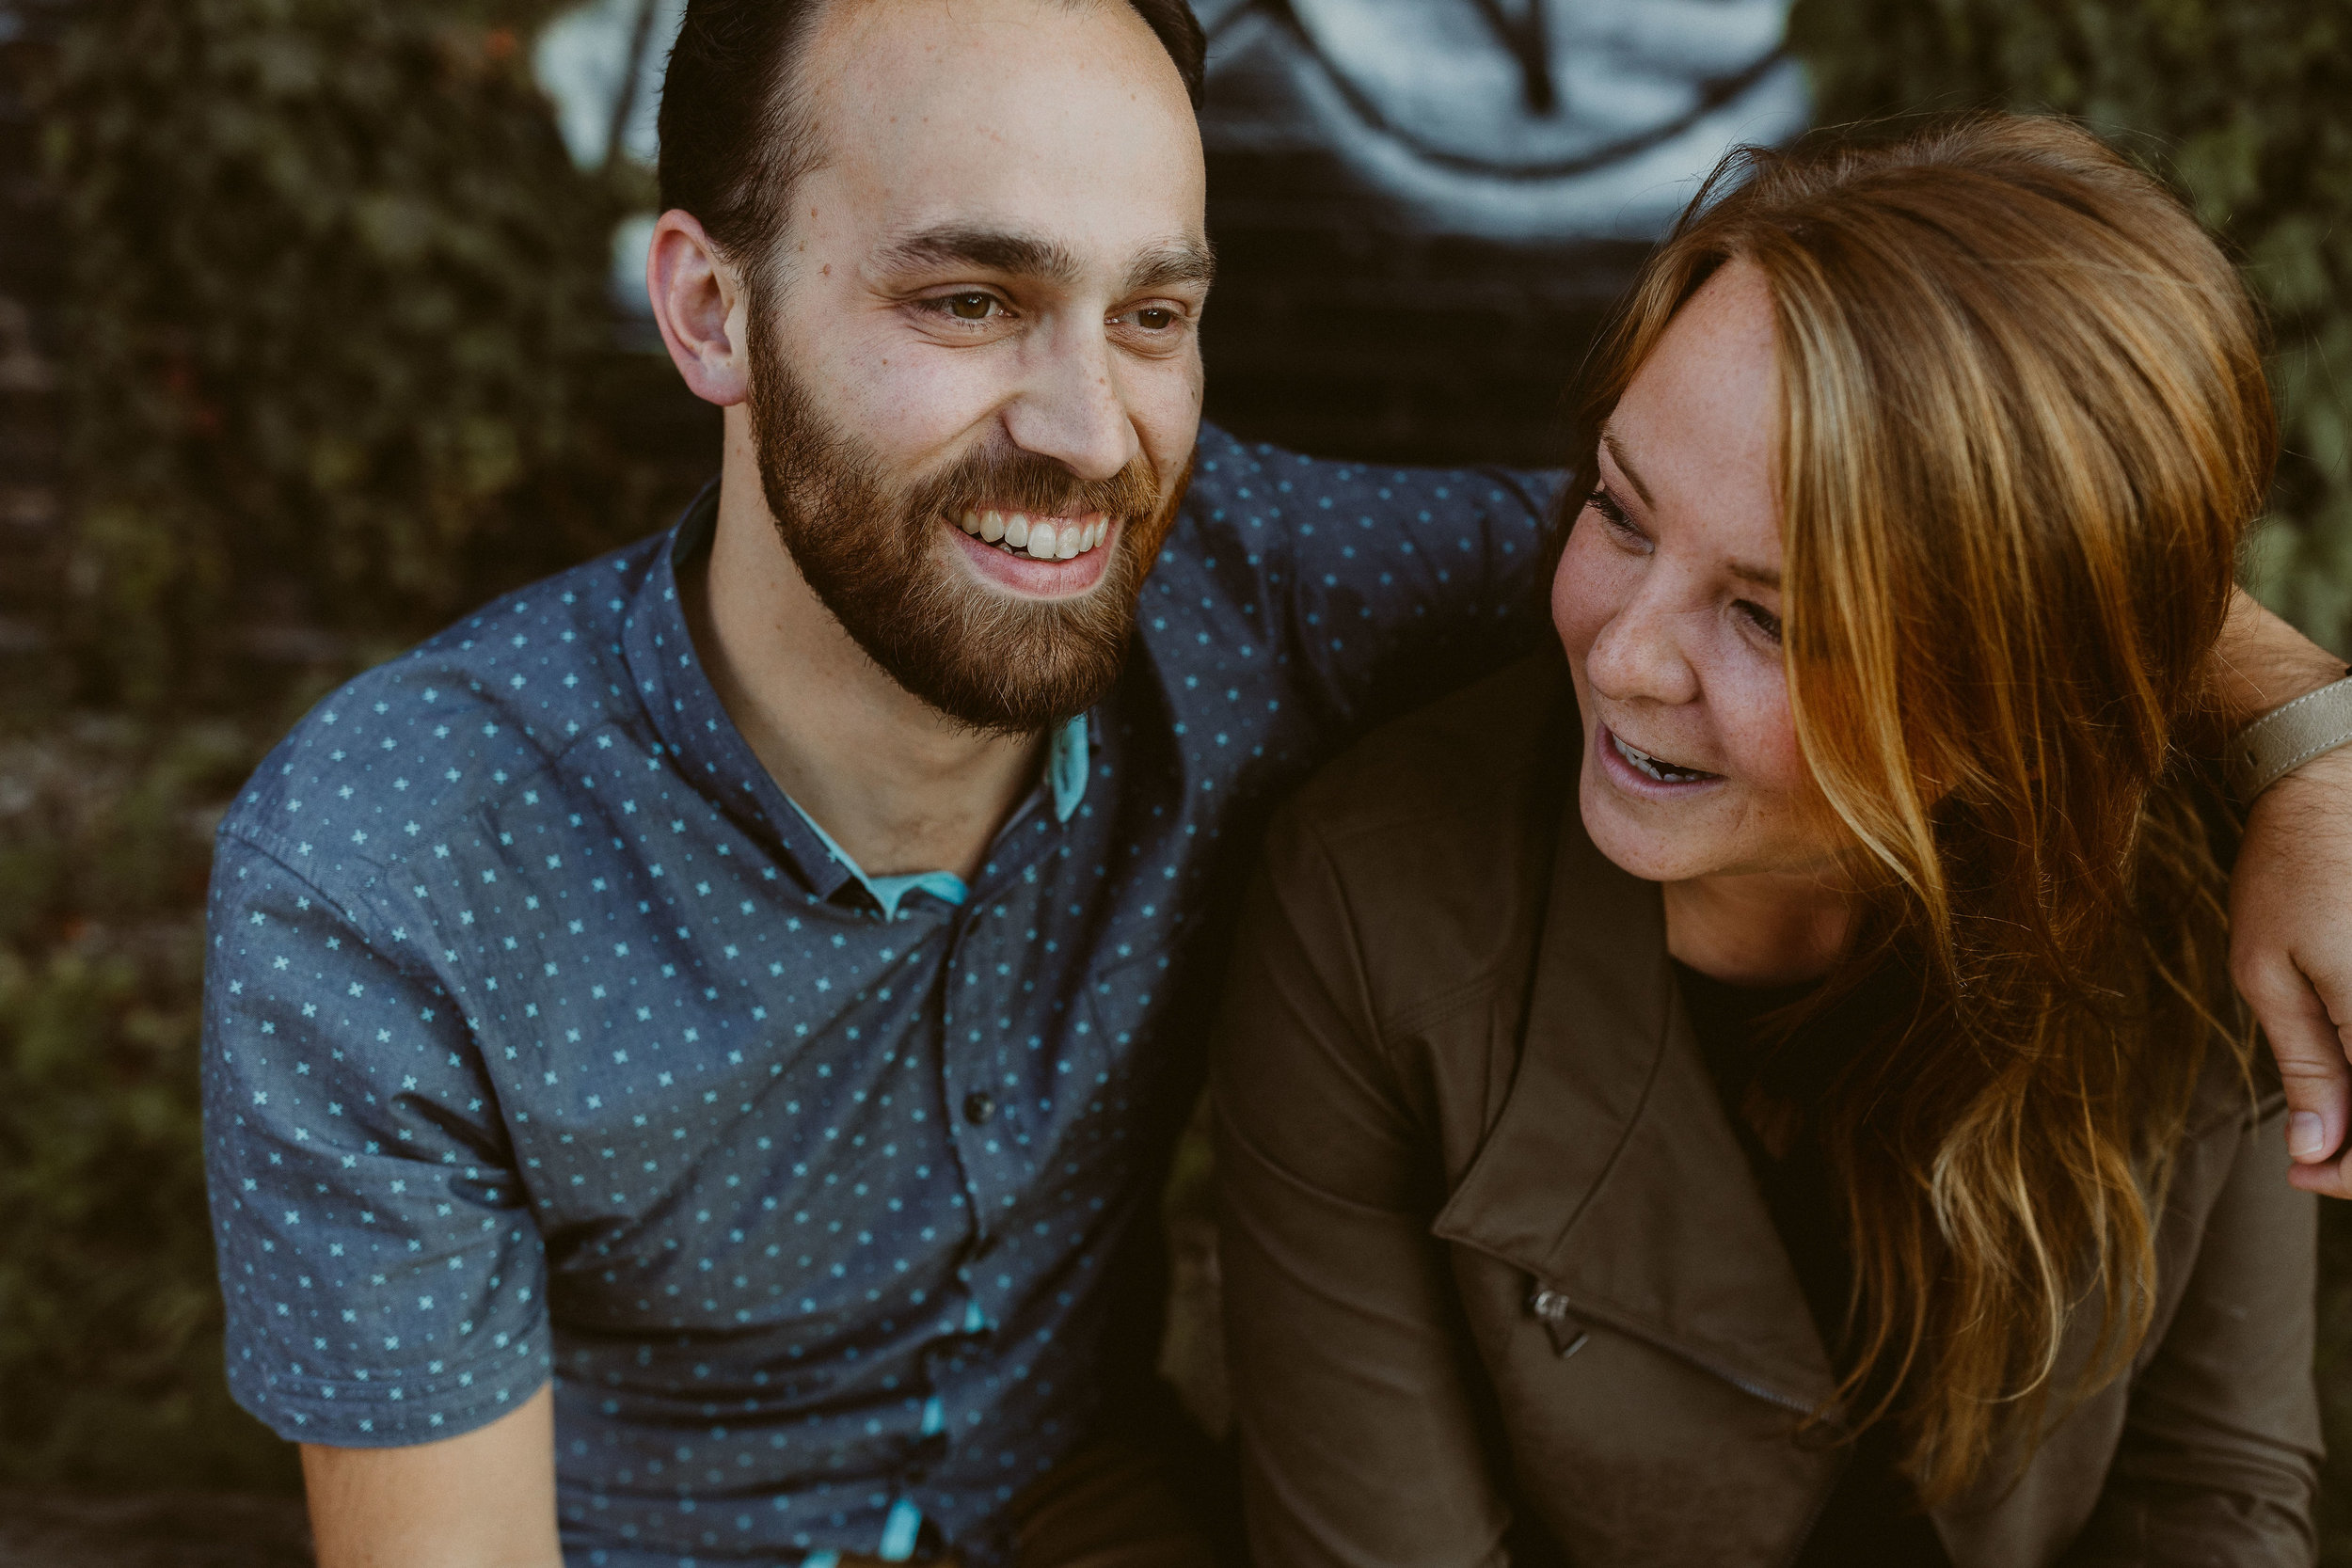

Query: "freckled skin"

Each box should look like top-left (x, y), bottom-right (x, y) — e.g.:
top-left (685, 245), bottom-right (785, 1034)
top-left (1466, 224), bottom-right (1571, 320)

top-left (1551, 263), bottom-right (1851, 982)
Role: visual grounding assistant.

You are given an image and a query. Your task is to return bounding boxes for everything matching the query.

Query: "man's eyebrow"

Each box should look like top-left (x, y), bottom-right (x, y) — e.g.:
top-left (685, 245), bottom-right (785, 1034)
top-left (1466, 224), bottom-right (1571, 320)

top-left (874, 225), bottom-right (1083, 286)
top-left (1122, 237), bottom-right (1216, 294)
top-left (1598, 430), bottom-right (1656, 509)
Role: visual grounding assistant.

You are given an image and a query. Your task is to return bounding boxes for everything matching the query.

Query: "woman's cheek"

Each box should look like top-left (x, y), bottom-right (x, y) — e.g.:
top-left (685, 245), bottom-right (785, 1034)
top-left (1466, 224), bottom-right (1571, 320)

top-left (1550, 516), bottom-right (1618, 665)
top-left (1731, 664), bottom-right (1818, 816)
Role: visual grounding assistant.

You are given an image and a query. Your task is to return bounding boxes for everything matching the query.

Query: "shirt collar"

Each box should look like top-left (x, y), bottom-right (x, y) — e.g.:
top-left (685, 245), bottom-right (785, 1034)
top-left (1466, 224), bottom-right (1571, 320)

top-left (620, 483), bottom-right (1094, 909)
top-left (1046, 712), bottom-right (1089, 824)
top-left (783, 713), bottom-right (1088, 922)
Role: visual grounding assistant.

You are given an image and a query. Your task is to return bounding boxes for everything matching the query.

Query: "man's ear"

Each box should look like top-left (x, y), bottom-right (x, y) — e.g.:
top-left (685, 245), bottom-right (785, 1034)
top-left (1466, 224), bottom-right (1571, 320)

top-left (647, 209), bottom-right (753, 407)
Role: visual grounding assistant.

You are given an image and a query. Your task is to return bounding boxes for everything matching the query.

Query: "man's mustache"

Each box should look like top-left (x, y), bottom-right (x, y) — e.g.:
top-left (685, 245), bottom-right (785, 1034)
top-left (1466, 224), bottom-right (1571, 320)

top-left (909, 446), bottom-right (1163, 523)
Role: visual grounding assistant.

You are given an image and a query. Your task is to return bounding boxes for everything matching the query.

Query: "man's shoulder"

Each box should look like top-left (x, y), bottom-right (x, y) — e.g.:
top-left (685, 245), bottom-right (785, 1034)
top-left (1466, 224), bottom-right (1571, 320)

top-left (218, 529), bottom-right (675, 881)
top-left (1181, 422), bottom-right (1556, 541)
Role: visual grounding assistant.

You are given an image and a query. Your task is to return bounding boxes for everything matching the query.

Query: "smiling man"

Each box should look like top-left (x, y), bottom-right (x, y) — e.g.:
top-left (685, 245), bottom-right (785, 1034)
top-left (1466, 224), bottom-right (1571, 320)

top-left (198, 3), bottom-right (2352, 1566)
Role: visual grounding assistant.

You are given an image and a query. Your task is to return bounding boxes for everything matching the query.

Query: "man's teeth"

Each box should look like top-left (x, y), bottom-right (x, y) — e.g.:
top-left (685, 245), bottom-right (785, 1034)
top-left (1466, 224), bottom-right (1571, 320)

top-left (958, 510), bottom-right (1110, 560)
top-left (1613, 733), bottom-right (1715, 784)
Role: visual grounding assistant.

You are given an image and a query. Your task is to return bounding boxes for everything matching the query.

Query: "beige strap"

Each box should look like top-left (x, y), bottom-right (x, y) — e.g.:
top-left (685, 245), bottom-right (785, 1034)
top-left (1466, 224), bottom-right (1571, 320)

top-left (2227, 673), bottom-right (2352, 805)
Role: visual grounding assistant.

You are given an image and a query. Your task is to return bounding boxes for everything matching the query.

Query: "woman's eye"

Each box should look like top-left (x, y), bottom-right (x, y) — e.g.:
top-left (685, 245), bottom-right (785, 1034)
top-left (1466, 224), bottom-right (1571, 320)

top-left (944, 293), bottom-right (996, 321)
top-left (1586, 487), bottom-right (1640, 540)
top-left (1738, 600), bottom-right (1784, 644)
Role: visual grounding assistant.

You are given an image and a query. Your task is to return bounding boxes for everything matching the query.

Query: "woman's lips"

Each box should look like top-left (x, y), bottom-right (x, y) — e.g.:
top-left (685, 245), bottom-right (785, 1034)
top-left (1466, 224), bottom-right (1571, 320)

top-left (1598, 723), bottom-right (1724, 793)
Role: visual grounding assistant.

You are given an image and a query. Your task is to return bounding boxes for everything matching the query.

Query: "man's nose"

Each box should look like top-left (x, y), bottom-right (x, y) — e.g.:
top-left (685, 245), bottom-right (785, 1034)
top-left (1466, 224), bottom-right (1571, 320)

top-left (998, 322), bottom-right (1137, 483)
top-left (1586, 582), bottom-right (1702, 708)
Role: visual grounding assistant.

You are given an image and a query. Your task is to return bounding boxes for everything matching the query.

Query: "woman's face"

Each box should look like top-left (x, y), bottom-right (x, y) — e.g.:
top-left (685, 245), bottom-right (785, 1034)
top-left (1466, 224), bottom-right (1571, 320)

top-left (1553, 261), bottom-right (1837, 887)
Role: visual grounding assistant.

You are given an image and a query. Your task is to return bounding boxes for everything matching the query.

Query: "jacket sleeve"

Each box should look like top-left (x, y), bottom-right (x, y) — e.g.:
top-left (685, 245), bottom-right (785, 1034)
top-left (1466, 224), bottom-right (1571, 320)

top-left (1212, 812), bottom-right (1517, 1568)
top-left (2062, 1088), bottom-right (2320, 1567)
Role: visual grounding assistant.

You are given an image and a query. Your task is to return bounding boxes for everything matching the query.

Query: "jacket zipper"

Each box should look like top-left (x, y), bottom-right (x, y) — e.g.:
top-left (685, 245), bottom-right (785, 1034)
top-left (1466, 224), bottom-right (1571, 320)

top-left (1529, 1286), bottom-right (1818, 1417)
top-left (1772, 1450), bottom-right (1852, 1568)
top-left (1528, 1284), bottom-right (1850, 1565)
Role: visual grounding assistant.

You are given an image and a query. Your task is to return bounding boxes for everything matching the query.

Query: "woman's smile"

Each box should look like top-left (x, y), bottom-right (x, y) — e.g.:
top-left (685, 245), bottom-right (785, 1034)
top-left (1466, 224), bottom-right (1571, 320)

top-left (1598, 722), bottom-right (1724, 791)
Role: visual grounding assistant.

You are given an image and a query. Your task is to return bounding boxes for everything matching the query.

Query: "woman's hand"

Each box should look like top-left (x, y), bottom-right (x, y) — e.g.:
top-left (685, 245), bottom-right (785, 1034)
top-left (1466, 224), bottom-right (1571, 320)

top-left (2232, 745), bottom-right (2352, 1195)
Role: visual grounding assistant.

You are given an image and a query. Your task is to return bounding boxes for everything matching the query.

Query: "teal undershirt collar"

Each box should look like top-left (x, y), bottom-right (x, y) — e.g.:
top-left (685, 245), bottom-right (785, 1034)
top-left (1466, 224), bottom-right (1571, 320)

top-left (786, 713), bottom-right (1090, 922)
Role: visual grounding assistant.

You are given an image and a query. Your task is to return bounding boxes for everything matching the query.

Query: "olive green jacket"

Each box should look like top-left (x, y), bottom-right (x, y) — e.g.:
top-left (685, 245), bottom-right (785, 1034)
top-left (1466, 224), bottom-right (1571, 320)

top-left (1212, 654), bottom-right (2318, 1568)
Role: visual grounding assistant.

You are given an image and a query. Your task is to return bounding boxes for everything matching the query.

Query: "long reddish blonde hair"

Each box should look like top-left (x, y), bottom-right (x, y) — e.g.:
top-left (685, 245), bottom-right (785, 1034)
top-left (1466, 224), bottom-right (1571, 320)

top-left (1564, 115), bottom-right (2273, 1498)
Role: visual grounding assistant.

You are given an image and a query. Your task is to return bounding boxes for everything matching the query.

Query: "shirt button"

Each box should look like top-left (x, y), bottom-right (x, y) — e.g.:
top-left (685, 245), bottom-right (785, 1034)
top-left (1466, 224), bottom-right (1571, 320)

top-left (963, 1092), bottom-right (996, 1126)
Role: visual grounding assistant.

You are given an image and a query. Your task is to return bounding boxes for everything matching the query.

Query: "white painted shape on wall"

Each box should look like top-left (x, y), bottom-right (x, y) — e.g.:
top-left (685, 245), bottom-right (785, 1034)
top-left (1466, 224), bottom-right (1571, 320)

top-left (534, 0), bottom-right (686, 171)
top-left (1203, 0), bottom-right (1808, 241)
top-left (610, 210), bottom-right (660, 318)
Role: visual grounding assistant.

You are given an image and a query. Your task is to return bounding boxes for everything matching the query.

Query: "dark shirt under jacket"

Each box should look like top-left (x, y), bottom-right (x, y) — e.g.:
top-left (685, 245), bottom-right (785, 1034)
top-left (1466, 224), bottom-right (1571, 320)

top-left (1673, 963), bottom-right (1954, 1568)
top-left (199, 425), bottom-right (1553, 1567)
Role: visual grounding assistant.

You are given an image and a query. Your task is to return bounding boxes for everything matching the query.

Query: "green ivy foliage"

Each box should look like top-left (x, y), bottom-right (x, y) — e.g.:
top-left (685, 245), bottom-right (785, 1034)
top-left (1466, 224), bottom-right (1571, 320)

top-left (42, 0), bottom-right (639, 708)
top-left (1790, 0), bottom-right (2352, 655)
top-left (7, 0), bottom-right (659, 1491)
top-left (0, 713), bottom-right (303, 1489)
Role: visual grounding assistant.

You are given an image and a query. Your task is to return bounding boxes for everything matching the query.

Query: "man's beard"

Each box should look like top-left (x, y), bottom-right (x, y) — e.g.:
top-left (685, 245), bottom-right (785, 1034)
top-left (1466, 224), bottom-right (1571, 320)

top-left (745, 318), bottom-right (1186, 736)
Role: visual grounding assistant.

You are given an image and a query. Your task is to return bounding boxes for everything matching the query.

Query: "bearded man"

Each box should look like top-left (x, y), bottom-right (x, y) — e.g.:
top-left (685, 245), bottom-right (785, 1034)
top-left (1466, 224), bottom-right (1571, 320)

top-left (200, 1), bottom-right (2352, 1565)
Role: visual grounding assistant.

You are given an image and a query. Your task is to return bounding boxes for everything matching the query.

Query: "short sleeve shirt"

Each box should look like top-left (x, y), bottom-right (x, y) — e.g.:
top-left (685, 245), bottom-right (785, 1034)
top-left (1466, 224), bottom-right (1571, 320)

top-left (201, 425), bottom-right (1556, 1566)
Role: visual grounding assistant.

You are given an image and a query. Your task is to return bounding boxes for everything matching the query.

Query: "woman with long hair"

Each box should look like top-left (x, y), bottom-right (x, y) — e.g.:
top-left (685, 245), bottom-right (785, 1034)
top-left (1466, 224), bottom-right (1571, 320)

top-left (1212, 115), bottom-right (2318, 1565)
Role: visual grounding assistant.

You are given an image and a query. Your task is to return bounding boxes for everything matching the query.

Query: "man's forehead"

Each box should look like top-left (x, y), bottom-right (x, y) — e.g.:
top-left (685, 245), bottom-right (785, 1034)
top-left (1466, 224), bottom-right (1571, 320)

top-left (804, 0), bottom-right (1203, 232)
top-left (815, 0), bottom-right (1178, 116)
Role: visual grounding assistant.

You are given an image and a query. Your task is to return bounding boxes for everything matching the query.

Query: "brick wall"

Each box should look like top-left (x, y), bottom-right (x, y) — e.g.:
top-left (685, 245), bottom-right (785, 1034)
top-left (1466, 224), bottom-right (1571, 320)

top-left (1200, 144), bottom-right (1645, 470)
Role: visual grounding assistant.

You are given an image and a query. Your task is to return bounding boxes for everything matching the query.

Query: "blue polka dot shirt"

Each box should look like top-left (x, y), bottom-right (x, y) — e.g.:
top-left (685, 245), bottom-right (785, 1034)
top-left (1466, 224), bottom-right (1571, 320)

top-left (201, 426), bottom-right (1556, 1566)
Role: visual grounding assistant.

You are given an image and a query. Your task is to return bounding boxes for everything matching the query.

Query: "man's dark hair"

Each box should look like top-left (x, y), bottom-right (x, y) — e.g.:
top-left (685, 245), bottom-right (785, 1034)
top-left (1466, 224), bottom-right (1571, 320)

top-left (658, 0), bottom-right (1206, 271)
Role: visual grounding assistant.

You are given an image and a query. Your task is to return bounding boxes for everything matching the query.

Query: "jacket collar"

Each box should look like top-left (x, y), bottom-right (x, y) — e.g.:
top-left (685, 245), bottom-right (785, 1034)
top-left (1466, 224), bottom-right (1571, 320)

top-left (1430, 768), bottom-right (1844, 1418)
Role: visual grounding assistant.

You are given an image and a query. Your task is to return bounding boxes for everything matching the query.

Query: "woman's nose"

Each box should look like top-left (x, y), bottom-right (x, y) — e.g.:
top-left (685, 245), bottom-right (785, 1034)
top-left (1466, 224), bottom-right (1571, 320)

top-left (1585, 586), bottom-right (1701, 709)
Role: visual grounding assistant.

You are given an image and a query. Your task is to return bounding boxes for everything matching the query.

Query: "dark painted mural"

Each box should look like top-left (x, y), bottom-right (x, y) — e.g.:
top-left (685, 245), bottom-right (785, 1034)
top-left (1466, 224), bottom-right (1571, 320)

top-left (1189, 0), bottom-right (1803, 463)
